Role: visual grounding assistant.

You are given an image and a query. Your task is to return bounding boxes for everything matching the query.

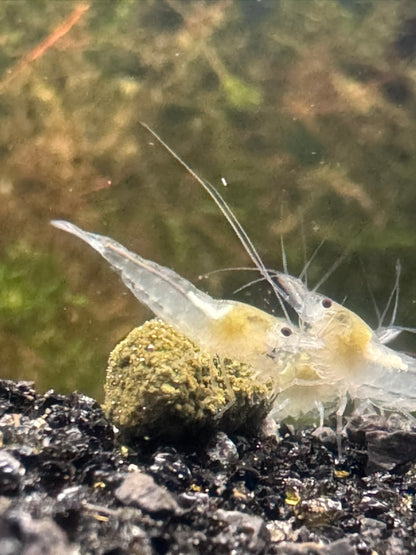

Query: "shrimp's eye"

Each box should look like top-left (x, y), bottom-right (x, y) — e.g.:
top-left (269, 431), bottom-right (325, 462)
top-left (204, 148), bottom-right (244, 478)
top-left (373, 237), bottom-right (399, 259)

top-left (281, 327), bottom-right (292, 337)
top-left (322, 298), bottom-right (332, 309)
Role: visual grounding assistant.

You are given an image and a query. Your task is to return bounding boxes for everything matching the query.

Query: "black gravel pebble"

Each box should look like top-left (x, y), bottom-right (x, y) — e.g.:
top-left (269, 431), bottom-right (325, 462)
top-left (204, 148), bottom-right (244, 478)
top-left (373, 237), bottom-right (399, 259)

top-left (0, 379), bottom-right (415, 554)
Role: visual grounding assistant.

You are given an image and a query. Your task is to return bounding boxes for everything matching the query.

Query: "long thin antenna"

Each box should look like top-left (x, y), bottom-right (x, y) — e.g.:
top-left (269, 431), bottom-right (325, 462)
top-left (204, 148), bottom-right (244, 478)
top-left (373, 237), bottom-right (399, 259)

top-left (311, 222), bottom-right (370, 293)
top-left (359, 257), bottom-right (381, 324)
top-left (200, 266), bottom-right (274, 277)
top-left (140, 122), bottom-right (291, 321)
top-left (233, 276), bottom-right (268, 295)
top-left (389, 259), bottom-right (401, 327)
top-left (200, 266), bottom-right (277, 298)
top-left (299, 239), bottom-right (325, 282)
top-left (373, 259), bottom-right (402, 329)
top-left (299, 212), bottom-right (308, 287)
top-left (312, 249), bottom-right (349, 292)
top-left (280, 236), bottom-right (288, 275)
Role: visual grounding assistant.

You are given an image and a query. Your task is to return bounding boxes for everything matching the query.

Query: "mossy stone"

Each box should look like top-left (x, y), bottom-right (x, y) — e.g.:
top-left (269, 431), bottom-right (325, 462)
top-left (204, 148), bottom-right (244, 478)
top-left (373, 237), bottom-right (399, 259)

top-left (103, 319), bottom-right (273, 440)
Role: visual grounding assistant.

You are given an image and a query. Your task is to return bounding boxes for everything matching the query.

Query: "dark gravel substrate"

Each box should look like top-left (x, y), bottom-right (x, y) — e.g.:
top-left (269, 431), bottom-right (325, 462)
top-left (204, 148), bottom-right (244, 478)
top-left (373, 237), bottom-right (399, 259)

top-left (0, 379), bottom-right (415, 555)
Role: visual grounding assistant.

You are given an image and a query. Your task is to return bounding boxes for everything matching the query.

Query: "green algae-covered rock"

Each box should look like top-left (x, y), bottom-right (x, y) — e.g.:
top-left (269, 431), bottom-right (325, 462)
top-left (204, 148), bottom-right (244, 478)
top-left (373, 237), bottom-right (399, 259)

top-left (103, 319), bottom-right (273, 440)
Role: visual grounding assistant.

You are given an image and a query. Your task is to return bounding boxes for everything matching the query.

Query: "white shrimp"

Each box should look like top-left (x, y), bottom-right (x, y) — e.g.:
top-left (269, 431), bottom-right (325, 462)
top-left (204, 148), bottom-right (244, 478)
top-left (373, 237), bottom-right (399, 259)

top-left (274, 270), bottom-right (416, 414)
top-left (51, 220), bottom-right (325, 404)
top-left (138, 124), bottom-right (416, 420)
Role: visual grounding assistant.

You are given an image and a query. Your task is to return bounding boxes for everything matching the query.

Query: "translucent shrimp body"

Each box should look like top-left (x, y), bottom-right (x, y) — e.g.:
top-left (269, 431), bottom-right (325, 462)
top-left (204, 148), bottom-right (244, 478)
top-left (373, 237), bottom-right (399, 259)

top-left (275, 272), bottom-right (416, 413)
top-left (51, 220), bottom-right (323, 398)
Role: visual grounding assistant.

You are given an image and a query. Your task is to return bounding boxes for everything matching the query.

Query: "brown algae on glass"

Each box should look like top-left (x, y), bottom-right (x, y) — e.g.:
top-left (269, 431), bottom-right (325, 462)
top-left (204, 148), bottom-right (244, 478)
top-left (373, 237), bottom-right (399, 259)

top-left (103, 319), bottom-right (274, 439)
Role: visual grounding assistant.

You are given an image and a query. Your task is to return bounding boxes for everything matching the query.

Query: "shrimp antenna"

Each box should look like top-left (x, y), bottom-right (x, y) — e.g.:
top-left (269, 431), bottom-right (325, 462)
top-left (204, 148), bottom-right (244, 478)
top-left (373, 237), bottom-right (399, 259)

top-left (359, 257), bottom-right (381, 324)
top-left (280, 236), bottom-right (288, 275)
top-left (375, 259), bottom-right (402, 328)
top-left (388, 259), bottom-right (401, 327)
top-left (369, 259), bottom-right (402, 331)
top-left (299, 213), bottom-right (308, 288)
top-left (373, 261), bottom-right (416, 342)
top-left (140, 122), bottom-right (291, 322)
top-left (311, 222), bottom-right (371, 293)
top-left (298, 239), bottom-right (325, 283)
top-left (279, 202), bottom-right (289, 276)
top-left (233, 276), bottom-right (268, 295)
top-left (199, 267), bottom-right (270, 296)
top-left (200, 266), bottom-right (275, 277)
top-left (312, 249), bottom-right (350, 292)
top-left (200, 266), bottom-right (278, 298)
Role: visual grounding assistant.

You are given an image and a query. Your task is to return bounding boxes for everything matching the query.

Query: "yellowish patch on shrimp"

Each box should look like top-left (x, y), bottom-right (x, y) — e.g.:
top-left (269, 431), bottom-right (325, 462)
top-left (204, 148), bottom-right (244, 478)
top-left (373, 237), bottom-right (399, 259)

top-left (209, 303), bottom-right (280, 362)
top-left (320, 307), bottom-right (373, 369)
top-left (332, 311), bottom-right (371, 351)
top-left (212, 303), bottom-right (276, 341)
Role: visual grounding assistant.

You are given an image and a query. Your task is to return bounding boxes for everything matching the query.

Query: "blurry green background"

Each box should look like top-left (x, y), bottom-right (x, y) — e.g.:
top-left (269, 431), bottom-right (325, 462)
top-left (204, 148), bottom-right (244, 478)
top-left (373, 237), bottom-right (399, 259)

top-left (0, 0), bottom-right (415, 400)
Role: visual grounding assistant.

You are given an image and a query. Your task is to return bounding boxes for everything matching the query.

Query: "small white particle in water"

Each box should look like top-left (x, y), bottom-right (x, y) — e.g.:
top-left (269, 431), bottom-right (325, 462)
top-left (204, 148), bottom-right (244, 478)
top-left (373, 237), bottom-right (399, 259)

top-left (221, 177), bottom-right (228, 187)
top-left (107, 180), bottom-right (112, 186)
top-left (148, 141), bottom-right (155, 146)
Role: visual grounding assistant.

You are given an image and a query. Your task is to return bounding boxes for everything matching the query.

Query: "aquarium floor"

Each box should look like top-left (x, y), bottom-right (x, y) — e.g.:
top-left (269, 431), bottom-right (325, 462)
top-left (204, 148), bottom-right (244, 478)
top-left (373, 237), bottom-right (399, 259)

top-left (0, 379), bottom-right (415, 554)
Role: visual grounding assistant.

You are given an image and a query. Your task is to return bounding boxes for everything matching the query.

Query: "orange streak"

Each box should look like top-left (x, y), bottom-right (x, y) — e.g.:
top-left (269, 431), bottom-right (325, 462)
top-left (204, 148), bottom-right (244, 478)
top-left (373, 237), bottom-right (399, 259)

top-left (26, 4), bottom-right (90, 63)
top-left (1, 3), bottom-right (90, 88)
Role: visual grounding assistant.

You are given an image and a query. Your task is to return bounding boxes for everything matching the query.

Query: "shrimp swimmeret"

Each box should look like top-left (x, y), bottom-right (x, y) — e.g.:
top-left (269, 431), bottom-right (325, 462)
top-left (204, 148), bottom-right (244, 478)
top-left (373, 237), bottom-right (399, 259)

top-left (51, 220), bottom-right (328, 410)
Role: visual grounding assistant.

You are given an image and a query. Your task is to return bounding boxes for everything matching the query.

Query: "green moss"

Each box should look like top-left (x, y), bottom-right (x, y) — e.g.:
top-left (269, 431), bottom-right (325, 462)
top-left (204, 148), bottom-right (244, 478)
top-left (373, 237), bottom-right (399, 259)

top-left (0, 241), bottom-right (104, 395)
top-left (222, 75), bottom-right (263, 109)
top-left (103, 319), bottom-right (273, 439)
